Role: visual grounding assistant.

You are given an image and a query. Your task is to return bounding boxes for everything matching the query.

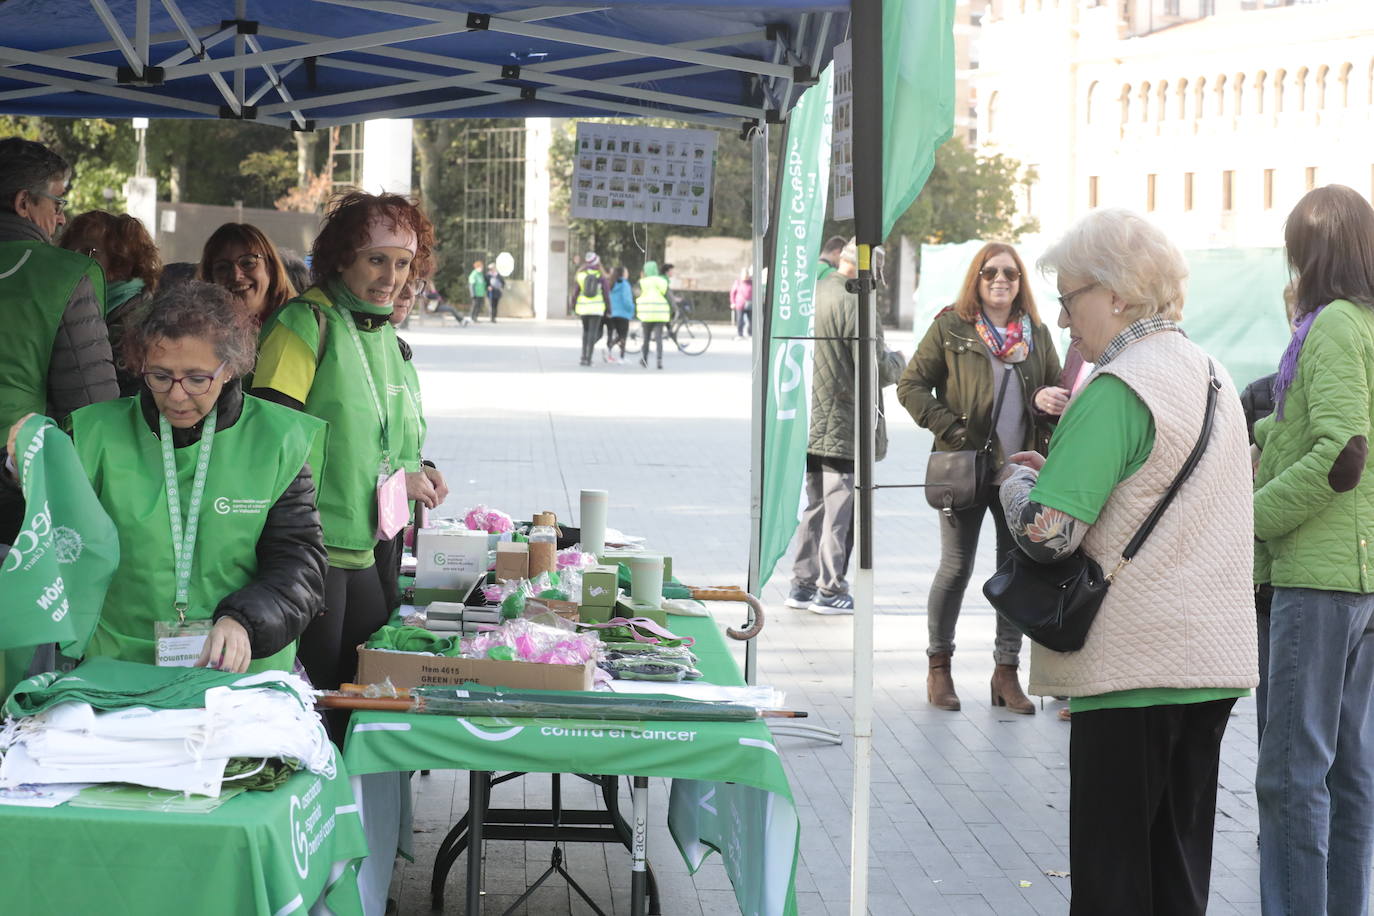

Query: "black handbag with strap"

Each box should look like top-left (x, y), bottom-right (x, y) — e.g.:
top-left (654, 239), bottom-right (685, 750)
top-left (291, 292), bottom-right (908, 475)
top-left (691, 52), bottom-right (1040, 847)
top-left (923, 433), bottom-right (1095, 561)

top-left (923, 363), bottom-right (1015, 522)
top-left (982, 360), bottom-right (1222, 653)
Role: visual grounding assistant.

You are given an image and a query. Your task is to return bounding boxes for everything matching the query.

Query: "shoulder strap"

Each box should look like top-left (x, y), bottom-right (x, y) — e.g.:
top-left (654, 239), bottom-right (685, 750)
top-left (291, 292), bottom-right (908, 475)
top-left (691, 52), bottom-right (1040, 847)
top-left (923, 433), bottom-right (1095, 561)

top-left (980, 364), bottom-right (1014, 454)
top-left (1118, 359), bottom-right (1220, 566)
top-left (313, 304), bottom-right (327, 365)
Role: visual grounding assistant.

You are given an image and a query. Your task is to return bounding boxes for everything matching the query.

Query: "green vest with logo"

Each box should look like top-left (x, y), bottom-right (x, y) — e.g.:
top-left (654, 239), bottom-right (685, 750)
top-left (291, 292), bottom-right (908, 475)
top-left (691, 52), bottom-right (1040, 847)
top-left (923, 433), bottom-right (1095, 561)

top-left (70, 395), bottom-right (320, 671)
top-left (574, 269), bottom-right (605, 316)
top-left (397, 355), bottom-right (425, 468)
top-left (0, 241), bottom-right (106, 429)
top-left (636, 275), bottom-right (670, 323)
top-left (267, 286), bottom-right (415, 554)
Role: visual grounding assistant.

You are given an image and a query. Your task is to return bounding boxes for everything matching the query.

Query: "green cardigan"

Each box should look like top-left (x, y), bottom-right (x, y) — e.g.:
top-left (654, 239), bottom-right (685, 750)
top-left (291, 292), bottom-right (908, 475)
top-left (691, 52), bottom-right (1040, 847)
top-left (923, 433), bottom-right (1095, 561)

top-left (1254, 298), bottom-right (1374, 592)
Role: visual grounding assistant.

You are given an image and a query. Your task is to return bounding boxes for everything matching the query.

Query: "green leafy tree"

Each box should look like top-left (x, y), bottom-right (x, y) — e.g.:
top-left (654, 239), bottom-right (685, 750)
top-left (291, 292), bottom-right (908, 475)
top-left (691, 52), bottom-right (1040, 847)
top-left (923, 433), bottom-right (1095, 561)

top-left (886, 137), bottom-right (1037, 245)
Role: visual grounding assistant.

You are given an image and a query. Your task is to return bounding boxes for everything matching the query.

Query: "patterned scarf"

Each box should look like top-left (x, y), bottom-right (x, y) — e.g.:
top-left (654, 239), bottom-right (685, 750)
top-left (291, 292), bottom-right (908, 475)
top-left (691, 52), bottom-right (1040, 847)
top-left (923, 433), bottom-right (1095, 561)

top-left (1272, 304), bottom-right (1326, 421)
top-left (974, 311), bottom-right (1031, 363)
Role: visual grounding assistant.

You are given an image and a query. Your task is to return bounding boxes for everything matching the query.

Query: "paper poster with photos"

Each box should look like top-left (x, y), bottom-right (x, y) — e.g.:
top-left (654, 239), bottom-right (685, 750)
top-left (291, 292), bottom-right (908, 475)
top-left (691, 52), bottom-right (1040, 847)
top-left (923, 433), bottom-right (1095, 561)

top-left (571, 122), bottom-right (719, 228)
top-left (830, 40), bottom-right (854, 221)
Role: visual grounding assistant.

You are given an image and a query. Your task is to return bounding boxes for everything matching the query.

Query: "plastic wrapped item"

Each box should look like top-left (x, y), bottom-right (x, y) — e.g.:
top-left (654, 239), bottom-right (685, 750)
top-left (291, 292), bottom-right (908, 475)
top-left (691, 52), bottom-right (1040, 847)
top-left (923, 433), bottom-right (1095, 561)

top-left (557, 548), bottom-right (598, 571)
top-left (600, 656), bottom-right (702, 681)
top-left (465, 505), bottom-right (515, 534)
top-left (459, 618), bottom-right (602, 666)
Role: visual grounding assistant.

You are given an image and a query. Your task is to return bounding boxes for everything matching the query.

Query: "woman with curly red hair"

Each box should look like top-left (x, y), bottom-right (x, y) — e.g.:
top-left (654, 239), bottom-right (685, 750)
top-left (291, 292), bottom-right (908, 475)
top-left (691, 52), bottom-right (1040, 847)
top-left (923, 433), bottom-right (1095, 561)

top-left (60, 210), bottom-right (161, 395)
top-left (197, 222), bottom-right (296, 327)
top-left (252, 191), bottom-right (441, 697)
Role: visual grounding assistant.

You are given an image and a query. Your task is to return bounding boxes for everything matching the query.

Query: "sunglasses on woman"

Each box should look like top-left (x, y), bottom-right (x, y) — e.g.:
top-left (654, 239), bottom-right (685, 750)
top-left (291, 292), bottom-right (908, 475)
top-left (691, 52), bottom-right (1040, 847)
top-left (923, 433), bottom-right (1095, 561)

top-left (979, 265), bottom-right (1021, 283)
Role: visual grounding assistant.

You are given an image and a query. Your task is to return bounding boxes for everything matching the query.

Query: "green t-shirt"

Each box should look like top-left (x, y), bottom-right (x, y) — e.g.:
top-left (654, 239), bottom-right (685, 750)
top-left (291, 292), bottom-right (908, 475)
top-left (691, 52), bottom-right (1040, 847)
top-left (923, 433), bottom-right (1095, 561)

top-left (469, 269), bottom-right (487, 298)
top-left (1029, 374), bottom-right (1249, 713)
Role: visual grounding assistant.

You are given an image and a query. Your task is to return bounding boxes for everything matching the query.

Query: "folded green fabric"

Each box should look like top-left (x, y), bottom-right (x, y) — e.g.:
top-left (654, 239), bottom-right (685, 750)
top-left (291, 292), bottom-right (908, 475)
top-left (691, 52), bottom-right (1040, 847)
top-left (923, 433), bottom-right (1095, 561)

top-left (224, 757), bottom-right (299, 792)
top-left (4, 657), bottom-right (301, 718)
top-left (365, 625), bottom-right (460, 656)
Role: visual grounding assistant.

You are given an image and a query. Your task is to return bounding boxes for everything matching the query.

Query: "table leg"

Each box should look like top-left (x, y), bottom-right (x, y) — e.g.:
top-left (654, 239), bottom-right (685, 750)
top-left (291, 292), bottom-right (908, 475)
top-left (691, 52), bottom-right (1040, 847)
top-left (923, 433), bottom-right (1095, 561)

top-left (467, 770), bottom-right (489, 915)
top-left (630, 776), bottom-right (648, 916)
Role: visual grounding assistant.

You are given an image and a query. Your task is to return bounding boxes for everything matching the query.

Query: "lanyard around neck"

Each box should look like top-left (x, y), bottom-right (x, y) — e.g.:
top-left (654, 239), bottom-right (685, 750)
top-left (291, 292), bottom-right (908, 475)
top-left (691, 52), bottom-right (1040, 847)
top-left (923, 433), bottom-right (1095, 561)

top-left (336, 307), bottom-right (393, 466)
top-left (159, 407), bottom-right (217, 623)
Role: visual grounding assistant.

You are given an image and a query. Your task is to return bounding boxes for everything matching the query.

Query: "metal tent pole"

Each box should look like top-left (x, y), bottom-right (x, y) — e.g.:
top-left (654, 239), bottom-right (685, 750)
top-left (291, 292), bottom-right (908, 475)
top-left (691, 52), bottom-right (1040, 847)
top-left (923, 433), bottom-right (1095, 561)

top-left (745, 120), bottom-right (769, 687)
top-left (848, 0), bottom-right (883, 913)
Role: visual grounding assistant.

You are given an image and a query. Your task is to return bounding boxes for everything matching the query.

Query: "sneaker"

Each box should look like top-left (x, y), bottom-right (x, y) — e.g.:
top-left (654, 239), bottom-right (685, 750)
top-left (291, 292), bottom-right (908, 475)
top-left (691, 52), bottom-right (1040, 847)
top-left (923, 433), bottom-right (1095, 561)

top-left (809, 592), bottom-right (855, 615)
top-left (784, 586), bottom-right (817, 609)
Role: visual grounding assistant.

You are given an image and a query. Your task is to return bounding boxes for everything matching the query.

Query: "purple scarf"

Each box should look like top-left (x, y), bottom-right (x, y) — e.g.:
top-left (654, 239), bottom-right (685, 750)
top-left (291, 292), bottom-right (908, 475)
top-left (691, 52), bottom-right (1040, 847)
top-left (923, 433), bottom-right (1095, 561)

top-left (1272, 304), bottom-right (1326, 421)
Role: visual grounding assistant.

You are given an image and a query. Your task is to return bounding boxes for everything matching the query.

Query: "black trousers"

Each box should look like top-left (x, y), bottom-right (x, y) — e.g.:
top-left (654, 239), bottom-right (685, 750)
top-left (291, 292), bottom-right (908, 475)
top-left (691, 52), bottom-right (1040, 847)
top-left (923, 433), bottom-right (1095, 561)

top-left (1069, 698), bottom-right (1236, 915)
top-left (641, 320), bottom-right (666, 363)
top-left (373, 533), bottom-right (404, 612)
top-left (298, 563), bottom-right (390, 692)
top-left (604, 316), bottom-right (629, 353)
top-left (579, 315), bottom-right (603, 361)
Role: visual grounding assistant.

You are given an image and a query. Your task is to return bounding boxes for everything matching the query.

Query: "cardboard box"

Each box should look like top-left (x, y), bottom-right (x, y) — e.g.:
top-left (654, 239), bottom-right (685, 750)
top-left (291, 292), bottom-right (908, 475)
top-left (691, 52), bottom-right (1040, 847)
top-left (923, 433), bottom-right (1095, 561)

top-left (580, 564), bottom-right (620, 607)
top-left (409, 586), bottom-right (471, 607)
top-left (356, 646), bottom-right (595, 691)
top-left (578, 598), bottom-right (668, 629)
top-left (415, 526), bottom-right (489, 590)
top-left (494, 541), bottom-right (529, 582)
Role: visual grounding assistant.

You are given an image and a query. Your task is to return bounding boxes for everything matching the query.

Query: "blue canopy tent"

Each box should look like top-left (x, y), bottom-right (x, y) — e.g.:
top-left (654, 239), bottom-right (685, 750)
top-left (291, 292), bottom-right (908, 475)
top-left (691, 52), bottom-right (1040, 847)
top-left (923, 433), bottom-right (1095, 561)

top-left (0, 3), bottom-right (920, 915)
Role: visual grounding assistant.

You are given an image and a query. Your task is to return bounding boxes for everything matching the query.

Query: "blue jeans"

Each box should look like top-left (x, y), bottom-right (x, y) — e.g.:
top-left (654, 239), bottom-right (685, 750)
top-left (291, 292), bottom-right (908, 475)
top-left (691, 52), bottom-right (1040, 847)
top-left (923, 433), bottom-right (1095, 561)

top-left (1258, 586), bottom-right (1374, 916)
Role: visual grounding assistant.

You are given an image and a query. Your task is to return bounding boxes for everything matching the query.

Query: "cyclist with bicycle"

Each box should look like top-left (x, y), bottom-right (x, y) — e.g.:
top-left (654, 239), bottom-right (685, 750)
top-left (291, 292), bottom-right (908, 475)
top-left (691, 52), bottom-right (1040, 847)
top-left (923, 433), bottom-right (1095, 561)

top-left (636, 260), bottom-right (671, 369)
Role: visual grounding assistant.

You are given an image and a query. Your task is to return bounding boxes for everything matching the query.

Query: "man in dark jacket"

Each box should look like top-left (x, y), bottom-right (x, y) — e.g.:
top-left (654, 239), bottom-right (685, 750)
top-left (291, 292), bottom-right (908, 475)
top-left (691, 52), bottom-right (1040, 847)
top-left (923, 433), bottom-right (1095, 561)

top-left (0, 139), bottom-right (118, 544)
top-left (787, 239), bottom-right (906, 614)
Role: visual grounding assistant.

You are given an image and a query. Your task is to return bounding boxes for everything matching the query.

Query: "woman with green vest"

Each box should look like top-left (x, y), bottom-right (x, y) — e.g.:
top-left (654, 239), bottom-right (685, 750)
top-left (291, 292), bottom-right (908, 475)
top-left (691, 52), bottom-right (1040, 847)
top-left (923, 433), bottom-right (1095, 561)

top-left (636, 260), bottom-right (671, 369)
top-left (2, 281), bottom-right (327, 674)
top-left (253, 191), bottom-right (436, 692)
top-left (573, 251), bottom-right (608, 366)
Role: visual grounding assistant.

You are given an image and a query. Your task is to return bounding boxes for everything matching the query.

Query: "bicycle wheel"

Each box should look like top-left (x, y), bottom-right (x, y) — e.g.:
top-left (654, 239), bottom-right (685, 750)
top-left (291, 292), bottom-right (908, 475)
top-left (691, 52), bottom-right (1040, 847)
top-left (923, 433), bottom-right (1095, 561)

top-left (674, 319), bottom-right (711, 355)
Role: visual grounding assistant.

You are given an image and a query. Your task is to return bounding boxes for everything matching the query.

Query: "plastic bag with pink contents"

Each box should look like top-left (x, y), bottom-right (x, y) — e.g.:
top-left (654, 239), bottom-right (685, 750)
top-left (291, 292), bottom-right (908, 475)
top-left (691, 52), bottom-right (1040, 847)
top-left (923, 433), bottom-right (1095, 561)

top-left (461, 618), bottom-right (601, 666)
top-left (465, 505), bottom-right (515, 534)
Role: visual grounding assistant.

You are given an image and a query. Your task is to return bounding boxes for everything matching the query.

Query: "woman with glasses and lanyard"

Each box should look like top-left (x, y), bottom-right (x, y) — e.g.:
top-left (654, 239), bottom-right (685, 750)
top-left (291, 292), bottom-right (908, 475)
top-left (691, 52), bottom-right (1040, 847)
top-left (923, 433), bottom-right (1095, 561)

top-left (198, 223), bottom-right (298, 328)
top-left (1, 281), bottom-right (326, 673)
top-left (252, 191), bottom-right (436, 697)
top-left (897, 243), bottom-right (1067, 715)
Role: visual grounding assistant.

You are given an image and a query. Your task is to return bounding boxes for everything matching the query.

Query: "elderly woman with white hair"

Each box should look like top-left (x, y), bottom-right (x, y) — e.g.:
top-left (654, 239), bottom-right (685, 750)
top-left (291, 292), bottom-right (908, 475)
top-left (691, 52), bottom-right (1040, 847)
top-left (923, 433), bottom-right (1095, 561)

top-left (994, 209), bottom-right (1257, 915)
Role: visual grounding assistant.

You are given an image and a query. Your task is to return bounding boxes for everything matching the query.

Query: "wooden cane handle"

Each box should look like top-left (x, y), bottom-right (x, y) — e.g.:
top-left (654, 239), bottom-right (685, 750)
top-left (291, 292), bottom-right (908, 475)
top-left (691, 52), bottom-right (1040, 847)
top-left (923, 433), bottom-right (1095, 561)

top-left (685, 586), bottom-right (765, 642)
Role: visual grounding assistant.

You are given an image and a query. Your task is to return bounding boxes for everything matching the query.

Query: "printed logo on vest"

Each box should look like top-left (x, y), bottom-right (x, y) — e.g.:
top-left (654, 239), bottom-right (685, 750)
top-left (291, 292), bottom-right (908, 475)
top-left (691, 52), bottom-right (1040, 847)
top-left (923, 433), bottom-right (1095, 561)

top-left (212, 496), bottom-right (271, 516)
top-left (52, 526), bottom-right (83, 563)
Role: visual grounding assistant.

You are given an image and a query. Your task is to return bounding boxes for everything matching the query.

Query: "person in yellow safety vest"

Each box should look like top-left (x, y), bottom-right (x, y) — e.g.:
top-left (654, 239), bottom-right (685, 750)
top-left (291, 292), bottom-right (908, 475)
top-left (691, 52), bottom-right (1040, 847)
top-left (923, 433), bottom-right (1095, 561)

top-left (572, 251), bottom-right (608, 367)
top-left (636, 260), bottom-right (671, 370)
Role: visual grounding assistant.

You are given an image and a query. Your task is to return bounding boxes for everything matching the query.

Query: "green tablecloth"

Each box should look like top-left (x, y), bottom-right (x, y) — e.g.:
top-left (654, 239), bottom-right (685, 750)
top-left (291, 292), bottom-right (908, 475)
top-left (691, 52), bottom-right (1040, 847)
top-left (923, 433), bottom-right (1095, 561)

top-left (0, 748), bottom-right (368, 915)
top-left (343, 613), bottom-right (800, 916)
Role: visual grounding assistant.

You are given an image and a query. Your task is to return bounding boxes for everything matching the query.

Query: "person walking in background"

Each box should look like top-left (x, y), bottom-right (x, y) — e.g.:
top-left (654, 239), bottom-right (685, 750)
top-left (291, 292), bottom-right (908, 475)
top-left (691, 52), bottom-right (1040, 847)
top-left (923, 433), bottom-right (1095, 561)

top-left (573, 252), bottom-right (608, 367)
top-left (817, 235), bottom-right (846, 283)
top-left (484, 262), bottom-right (503, 323)
top-left (198, 223), bottom-right (298, 328)
top-left (636, 260), bottom-right (671, 369)
top-left (467, 258), bottom-right (488, 322)
top-left (730, 266), bottom-right (753, 339)
top-left (59, 210), bottom-right (161, 396)
top-left (897, 242), bottom-right (1065, 715)
top-left (1254, 186), bottom-right (1374, 916)
top-left (787, 239), bottom-right (905, 615)
top-left (997, 209), bottom-right (1255, 914)
top-left (605, 265), bottom-right (635, 362)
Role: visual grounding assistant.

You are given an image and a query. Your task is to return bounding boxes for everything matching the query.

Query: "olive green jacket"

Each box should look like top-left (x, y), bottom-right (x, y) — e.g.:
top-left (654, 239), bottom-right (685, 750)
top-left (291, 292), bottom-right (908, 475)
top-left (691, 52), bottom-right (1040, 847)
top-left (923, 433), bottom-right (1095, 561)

top-left (897, 308), bottom-right (1063, 461)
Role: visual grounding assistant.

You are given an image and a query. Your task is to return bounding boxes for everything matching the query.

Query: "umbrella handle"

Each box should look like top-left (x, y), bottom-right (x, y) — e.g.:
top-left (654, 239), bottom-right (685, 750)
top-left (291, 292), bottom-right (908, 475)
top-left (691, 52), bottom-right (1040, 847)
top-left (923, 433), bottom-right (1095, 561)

top-left (686, 586), bottom-right (764, 642)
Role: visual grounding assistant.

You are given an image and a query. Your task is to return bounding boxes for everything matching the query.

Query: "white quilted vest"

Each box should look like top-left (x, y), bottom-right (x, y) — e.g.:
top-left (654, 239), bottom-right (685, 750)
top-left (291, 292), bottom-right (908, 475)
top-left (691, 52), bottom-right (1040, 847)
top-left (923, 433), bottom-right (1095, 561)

top-left (1028, 330), bottom-right (1259, 697)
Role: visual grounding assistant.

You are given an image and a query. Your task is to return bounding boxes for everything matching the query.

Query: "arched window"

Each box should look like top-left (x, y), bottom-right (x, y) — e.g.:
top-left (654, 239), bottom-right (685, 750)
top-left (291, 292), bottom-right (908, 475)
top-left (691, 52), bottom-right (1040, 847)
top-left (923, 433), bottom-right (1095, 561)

top-left (1274, 68), bottom-right (1286, 113)
top-left (1121, 84), bottom-right (1132, 124)
top-left (1339, 63), bottom-right (1352, 107)
top-left (1316, 65), bottom-right (1329, 109)
top-left (1176, 78), bottom-right (1189, 119)
top-left (1255, 71), bottom-right (1267, 115)
top-left (1296, 67), bottom-right (1308, 111)
top-left (987, 91), bottom-right (1000, 136)
top-left (1140, 81), bottom-right (1152, 122)
top-left (1156, 81), bottom-right (1168, 121)
top-left (1086, 80), bottom-right (1099, 125)
top-left (1194, 76), bottom-right (1207, 119)
top-left (1233, 73), bottom-right (1245, 117)
top-left (1215, 74), bottom-right (1227, 116)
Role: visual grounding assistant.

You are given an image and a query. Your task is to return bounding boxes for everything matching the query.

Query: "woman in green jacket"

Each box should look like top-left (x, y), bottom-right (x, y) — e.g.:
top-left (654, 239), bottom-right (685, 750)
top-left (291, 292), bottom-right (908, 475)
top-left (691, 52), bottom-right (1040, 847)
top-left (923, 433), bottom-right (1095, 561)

top-left (1254, 185), bottom-right (1374, 916)
top-left (253, 191), bottom-right (437, 694)
top-left (896, 243), bottom-right (1065, 714)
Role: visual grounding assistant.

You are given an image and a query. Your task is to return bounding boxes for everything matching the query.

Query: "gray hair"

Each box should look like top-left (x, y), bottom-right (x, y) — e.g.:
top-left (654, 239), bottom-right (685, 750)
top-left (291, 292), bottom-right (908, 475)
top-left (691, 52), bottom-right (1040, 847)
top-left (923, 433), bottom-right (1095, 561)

top-left (1038, 208), bottom-right (1188, 321)
top-left (123, 281), bottom-right (257, 378)
top-left (0, 138), bottom-right (70, 213)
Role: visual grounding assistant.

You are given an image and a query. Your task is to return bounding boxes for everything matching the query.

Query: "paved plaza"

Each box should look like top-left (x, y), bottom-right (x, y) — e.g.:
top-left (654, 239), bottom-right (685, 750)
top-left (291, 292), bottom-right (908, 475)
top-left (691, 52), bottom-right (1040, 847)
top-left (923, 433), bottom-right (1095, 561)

top-left (392, 315), bottom-right (1276, 915)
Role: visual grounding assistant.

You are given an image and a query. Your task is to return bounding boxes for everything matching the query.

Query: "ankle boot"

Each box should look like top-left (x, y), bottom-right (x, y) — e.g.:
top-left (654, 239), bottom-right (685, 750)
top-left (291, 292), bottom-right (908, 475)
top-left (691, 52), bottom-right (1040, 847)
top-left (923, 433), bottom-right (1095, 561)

top-left (927, 652), bottom-right (960, 711)
top-left (990, 663), bottom-right (1035, 715)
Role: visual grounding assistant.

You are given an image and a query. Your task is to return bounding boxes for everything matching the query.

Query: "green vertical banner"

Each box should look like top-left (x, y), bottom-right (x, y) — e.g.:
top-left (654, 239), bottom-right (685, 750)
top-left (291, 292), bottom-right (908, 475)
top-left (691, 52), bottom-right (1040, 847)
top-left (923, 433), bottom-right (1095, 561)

top-left (757, 65), bottom-right (833, 587)
top-left (882, 0), bottom-right (956, 235)
top-left (0, 415), bottom-right (119, 695)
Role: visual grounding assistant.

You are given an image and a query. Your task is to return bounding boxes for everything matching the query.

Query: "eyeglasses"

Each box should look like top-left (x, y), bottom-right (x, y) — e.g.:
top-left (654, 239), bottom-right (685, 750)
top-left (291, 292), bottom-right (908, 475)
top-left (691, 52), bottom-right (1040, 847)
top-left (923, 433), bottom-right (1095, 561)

top-left (142, 362), bottom-right (228, 396)
top-left (30, 189), bottom-right (68, 214)
top-left (211, 253), bottom-right (264, 280)
top-left (979, 265), bottom-right (1021, 283)
top-left (76, 246), bottom-right (99, 259)
top-left (1057, 282), bottom-right (1097, 315)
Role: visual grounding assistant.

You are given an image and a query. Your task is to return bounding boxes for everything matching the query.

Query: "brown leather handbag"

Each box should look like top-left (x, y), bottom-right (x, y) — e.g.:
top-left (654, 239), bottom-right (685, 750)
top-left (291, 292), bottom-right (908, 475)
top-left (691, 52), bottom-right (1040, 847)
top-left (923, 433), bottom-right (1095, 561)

top-left (923, 364), bottom-right (1013, 522)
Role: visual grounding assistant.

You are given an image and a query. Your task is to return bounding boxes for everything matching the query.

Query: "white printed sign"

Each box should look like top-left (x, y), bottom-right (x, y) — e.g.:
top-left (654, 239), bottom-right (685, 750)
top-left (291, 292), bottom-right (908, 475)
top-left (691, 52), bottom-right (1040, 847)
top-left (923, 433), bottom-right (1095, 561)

top-left (571, 123), bottom-right (718, 228)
